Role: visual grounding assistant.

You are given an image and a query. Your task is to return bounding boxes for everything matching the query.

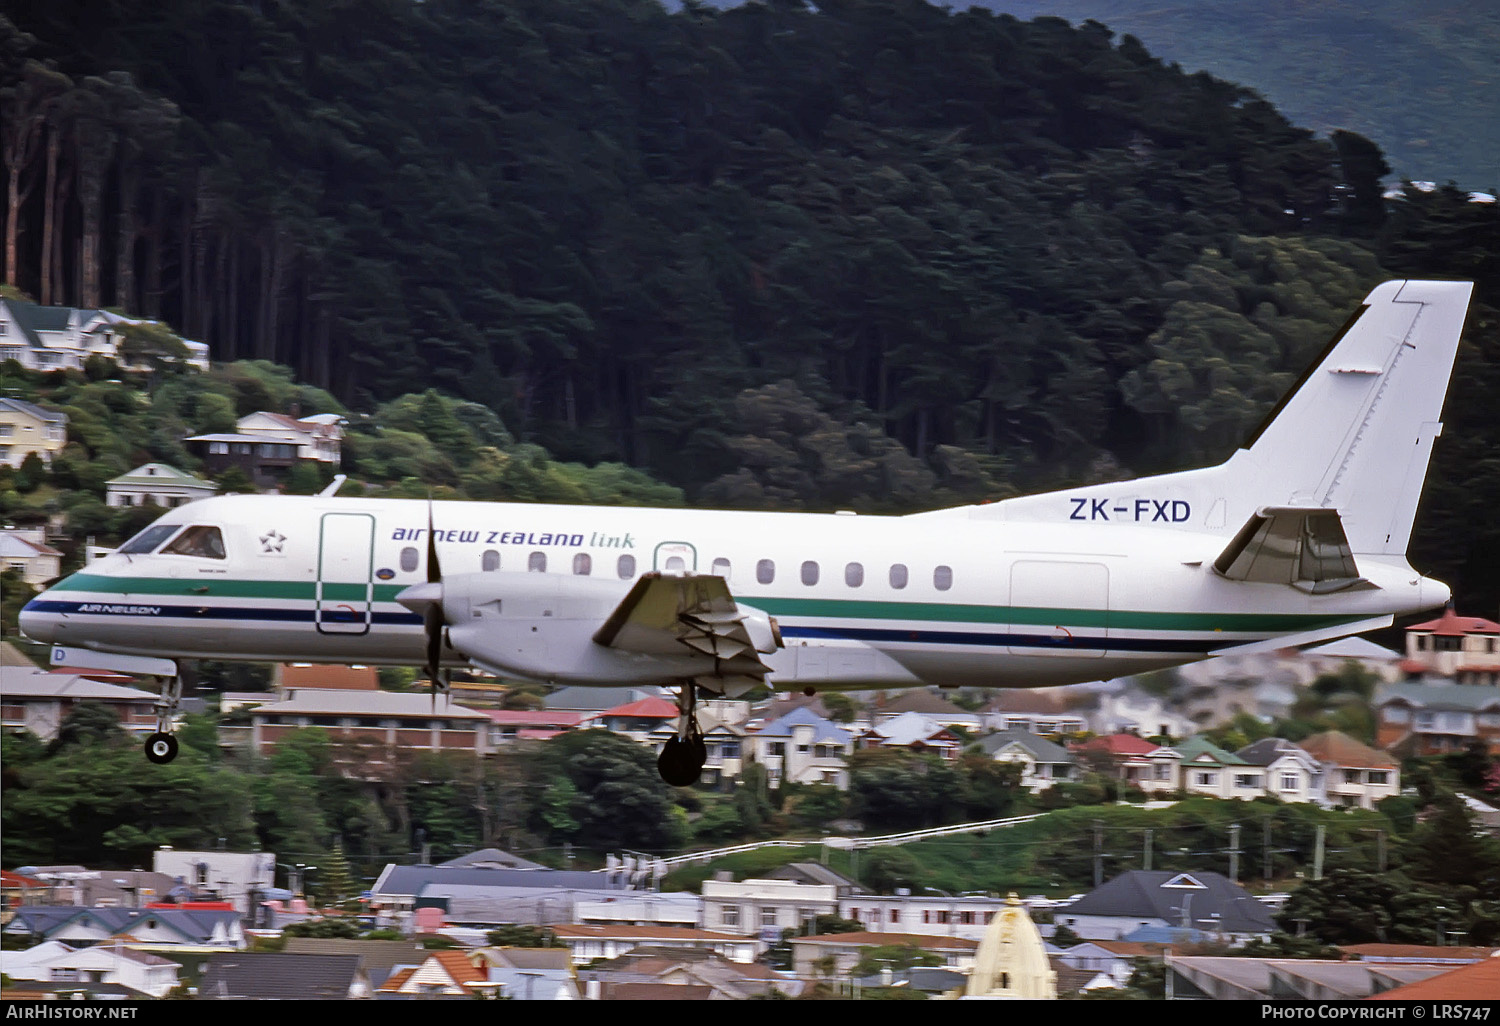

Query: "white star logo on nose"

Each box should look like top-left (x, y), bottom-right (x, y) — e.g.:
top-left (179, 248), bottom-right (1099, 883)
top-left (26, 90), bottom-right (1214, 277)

top-left (260, 530), bottom-right (285, 553)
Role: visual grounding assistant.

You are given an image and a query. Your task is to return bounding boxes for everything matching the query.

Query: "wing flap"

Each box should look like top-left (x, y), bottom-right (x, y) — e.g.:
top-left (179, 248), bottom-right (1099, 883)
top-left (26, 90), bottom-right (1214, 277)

top-left (592, 572), bottom-right (779, 675)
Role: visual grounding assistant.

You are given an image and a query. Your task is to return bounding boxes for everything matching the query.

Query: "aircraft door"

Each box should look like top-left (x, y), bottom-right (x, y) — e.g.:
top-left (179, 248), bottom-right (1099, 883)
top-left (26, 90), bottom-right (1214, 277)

top-left (1007, 560), bottom-right (1108, 658)
top-left (317, 512), bottom-right (375, 635)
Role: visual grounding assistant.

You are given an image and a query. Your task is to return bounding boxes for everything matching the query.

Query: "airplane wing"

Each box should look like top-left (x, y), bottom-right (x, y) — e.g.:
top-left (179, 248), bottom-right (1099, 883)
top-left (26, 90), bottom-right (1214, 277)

top-left (592, 572), bottom-right (779, 678)
top-left (1212, 507), bottom-right (1377, 594)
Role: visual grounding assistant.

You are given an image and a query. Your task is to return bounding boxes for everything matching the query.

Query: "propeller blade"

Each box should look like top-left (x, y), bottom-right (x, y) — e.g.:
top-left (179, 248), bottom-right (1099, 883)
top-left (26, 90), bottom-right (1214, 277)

top-left (423, 497), bottom-right (447, 706)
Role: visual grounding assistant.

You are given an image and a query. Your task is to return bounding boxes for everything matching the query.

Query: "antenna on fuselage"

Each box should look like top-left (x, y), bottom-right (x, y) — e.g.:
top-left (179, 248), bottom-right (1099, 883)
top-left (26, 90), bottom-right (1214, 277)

top-left (317, 474), bottom-right (347, 497)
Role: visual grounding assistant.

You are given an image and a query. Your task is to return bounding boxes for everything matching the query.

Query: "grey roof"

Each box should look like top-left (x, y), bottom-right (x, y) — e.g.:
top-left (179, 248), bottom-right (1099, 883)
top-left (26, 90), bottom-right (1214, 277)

top-left (1235, 737), bottom-right (1315, 767)
top-left (199, 952), bottom-right (363, 1000)
top-left (1375, 681), bottom-right (1500, 712)
top-left (280, 938), bottom-right (429, 988)
top-left (0, 396), bottom-right (67, 423)
top-left (763, 862), bottom-right (868, 892)
top-left (439, 847), bottom-right (547, 871)
top-left (978, 729), bottom-right (1074, 763)
top-left (254, 690), bottom-right (489, 719)
top-left (0, 667), bottom-right (160, 702)
top-left (756, 706), bottom-right (850, 744)
top-left (372, 864), bottom-right (623, 899)
top-left (106, 463), bottom-right (217, 489)
top-left (544, 685), bottom-right (666, 710)
top-left (4, 905), bottom-right (239, 944)
top-left (1065, 872), bottom-right (1275, 935)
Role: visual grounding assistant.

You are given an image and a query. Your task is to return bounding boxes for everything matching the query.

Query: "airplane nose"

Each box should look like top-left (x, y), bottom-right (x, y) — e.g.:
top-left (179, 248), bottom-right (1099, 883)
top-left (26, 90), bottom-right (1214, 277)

top-left (18, 594), bottom-right (59, 643)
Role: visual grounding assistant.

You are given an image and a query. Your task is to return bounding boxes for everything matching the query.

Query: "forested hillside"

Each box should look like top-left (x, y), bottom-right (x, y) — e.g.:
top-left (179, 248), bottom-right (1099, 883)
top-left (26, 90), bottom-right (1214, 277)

top-left (958, 0), bottom-right (1500, 190)
top-left (3, 0), bottom-right (1498, 614)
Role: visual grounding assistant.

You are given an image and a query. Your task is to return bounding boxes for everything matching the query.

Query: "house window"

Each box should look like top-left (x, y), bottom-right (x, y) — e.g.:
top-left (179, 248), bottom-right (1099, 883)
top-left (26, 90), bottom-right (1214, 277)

top-left (617, 554), bottom-right (635, 578)
top-left (761, 907), bottom-right (778, 928)
top-left (721, 905), bottom-right (740, 927)
top-left (1234, 774), bottom-right (1260, 788)
top-left (1343, 769), bottom-right (1360, 784)
top-left (1368, 771), bottom-right (1389, 785)
top-left (1281, 773), bottom-right (1299, 791)
top-left (209, 441), bottom-right (228, 455)
top-left (757, 559), bottom-right (775, 585)
top-left (1194, 772), bottom-right (1216, 787)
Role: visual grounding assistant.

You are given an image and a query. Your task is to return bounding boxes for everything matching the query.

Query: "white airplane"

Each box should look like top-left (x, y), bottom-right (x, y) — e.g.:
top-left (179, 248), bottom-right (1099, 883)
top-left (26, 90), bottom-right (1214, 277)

top-left (19, 279), bottom-right (1473, 784)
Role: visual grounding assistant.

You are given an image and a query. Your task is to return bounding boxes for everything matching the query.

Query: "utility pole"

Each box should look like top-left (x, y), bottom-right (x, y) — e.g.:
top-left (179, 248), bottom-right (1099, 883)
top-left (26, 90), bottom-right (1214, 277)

top-left (1263, 817), bottom-right (1272, 884)
top-left (1093, 821), bottom-right (1104, 888)
top-left (1228, 823), bottom-right (1241, 885)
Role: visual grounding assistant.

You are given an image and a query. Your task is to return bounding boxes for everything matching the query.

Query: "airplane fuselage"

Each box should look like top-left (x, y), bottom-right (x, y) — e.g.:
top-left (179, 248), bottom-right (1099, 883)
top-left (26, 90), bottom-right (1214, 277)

top-left (21, 492), bottom-right (1442, 693)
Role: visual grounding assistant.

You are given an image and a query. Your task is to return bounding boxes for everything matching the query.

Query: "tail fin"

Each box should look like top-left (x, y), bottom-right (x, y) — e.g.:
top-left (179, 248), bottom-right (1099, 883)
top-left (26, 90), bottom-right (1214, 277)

top-left (1239, 279), bottom-right (1472, 556)
top-left (976, 279), bottom-right (1473, 556)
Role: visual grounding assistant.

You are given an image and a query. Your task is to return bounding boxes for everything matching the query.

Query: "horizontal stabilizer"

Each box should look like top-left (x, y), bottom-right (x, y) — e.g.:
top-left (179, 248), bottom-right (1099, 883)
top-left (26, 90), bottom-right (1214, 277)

top-left (1212, 507), bottom-right (1377, 594)
top-left (1209, 614), bottom-right (1393, 656)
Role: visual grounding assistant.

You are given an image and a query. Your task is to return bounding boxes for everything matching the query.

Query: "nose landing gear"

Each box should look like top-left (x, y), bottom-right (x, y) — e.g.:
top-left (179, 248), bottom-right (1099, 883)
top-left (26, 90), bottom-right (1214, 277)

top-left (657, 682), bottom-right (707, 786)
top-left (144, 674), bottom-right (183, 764)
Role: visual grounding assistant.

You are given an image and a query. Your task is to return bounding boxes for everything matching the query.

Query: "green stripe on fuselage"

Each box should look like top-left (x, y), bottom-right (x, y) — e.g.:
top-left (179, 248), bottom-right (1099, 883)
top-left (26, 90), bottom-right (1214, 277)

top-left (53, 574), bottom-right (1357, 634)
top-left (50, 574), bottom-right (404, 603)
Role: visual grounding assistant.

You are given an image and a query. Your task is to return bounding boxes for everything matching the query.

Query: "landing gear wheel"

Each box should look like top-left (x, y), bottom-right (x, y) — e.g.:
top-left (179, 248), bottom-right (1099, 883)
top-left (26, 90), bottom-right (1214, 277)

top-left (658, 735), bottom-right (705, 787)
top-left (145, 732), bottom-right (179, 764)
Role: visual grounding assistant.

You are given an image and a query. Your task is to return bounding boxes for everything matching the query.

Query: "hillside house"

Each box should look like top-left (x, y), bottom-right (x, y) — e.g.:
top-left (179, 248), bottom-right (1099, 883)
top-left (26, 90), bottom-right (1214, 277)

top-left (105, 463), bottom-right (218, 508)
top-left (0, 397), bottom-right (66, 468)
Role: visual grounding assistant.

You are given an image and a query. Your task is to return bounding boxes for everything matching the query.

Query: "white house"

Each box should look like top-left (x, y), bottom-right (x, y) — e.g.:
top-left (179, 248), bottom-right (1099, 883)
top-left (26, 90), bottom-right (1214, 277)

top-left (152, 849), bottom-right (278, 918)
top-left (236, 411), bottom-right (344, 467)
top-left (0, 397), bottom-right (67, 468)
top-left (0, 525), bottom-right (62, 586)
top-left (1234, 738), bottom-right (1323, 804)
top-left (3, 941), bottom-right (183, 998)
top-left (700, 877), bottom-right (841, 942)
top-left (978, 729), bottom-right (1076, 791)
top-left (0, 300), bottom-right (207, 373)
top-left (105, 463), bottom-right (218, 509)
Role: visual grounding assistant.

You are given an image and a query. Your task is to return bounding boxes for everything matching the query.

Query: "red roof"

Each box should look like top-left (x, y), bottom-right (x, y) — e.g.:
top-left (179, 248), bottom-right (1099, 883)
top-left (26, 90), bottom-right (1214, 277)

top-left (1367, 956), bottom-right (1500, 999)
top-left (1407, 608), bottom-right (1500, 636)
top-left (597, 697), bottom-right (680, 719)
top-left (1072, 733), bottom-right (1162, 756)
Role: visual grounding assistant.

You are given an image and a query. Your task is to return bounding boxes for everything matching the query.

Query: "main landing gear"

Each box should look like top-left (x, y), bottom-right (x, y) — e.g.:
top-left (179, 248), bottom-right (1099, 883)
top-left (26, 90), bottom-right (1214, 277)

top-left (144, 674), bottom-right (182, 765)
top-left (657, 682), bottom-right (707, 787)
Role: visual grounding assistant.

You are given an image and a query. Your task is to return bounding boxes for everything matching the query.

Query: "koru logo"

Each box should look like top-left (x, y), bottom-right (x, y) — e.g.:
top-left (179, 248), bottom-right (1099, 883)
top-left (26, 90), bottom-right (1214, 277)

top-left (260, 529), bottom-right (286, 553)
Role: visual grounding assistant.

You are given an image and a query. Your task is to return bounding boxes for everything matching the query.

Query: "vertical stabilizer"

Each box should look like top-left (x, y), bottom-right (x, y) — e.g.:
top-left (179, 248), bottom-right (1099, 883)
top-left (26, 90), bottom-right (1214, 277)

top-left (1240, 279), bottom-right (1472, 556)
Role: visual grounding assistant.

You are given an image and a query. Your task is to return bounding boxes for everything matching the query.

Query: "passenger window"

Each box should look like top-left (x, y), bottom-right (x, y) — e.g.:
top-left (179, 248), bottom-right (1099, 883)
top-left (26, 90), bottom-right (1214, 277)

top-left (400, 547), bottom-right (419, 572)
top-left (119, 524), bottom-right (183, 554)
top-left (890, 564), bottom-right (909, 589)
top-left (711, 557), bottom-right (731, 579)
top-left (801, 561), bottom-right (820, 586)
top-left (934, 565), bottom-right (953, 591)
top-left (665, 556), bottom-right (686, 571)
top-left (756, 559), bottom-right (775, 585)
top-left (617, 554), bottom-right (636, 578)
top-left (161, 525), bottom-right (226, 559)
top-left (573, 553), bottom-right (592, 576)
top-left (482, 550), bottom-right (500, 572)
top-left (845, 562), bottom-right (864, 587)
top-left (528, 551), bottom-right (546, 573)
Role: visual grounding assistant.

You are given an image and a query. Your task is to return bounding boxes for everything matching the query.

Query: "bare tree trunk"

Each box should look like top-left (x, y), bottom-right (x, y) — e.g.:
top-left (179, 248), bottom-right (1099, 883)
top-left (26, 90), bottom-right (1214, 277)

top-left (142, 184), bottom-right (163, 318)
top-left (50, 171), bottom-right (71, 305)
top-left (40, 129), bottom-right (59, 305)
top-left (115, 155), bottom-right (140, 313)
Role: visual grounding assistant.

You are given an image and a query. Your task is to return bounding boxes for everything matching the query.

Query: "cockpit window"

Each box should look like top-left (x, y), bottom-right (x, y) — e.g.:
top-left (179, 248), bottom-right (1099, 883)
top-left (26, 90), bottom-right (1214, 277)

top-left (118, 524), bottom-right (183, 554)
top-left (160, 525), bottom-right (226, 559)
